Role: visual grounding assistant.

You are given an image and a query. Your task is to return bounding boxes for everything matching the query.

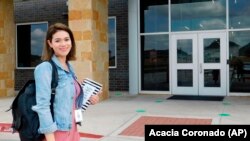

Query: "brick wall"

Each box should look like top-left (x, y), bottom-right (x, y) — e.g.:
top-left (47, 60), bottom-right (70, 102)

top-left (108, 0), bottom-right (128, 91)
top-left (14, 0), bottom-right (68, 24)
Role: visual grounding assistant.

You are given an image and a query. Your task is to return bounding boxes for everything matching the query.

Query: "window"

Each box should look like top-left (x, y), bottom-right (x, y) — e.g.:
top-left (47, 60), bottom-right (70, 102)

top-left (140, 0), bottom-right (169, 33)
top-left (16, 22), bottom-right (48, 68)
top-left (140, 0), bottom-right (170, 91)
top-left (141, 34), bottom-right (169, 91)
top-left (229, 30), bottom-right (250, 92)
top-left (171, 0), bottom-right (226, 31)
top-left (229, 0), bottom-right (250, 29)
top-left (108, 17), bottom-right (117, 68)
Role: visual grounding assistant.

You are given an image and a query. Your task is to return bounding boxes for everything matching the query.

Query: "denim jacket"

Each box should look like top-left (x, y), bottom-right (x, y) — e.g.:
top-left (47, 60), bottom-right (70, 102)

top-left (32, 55), bottom-right (83, 134)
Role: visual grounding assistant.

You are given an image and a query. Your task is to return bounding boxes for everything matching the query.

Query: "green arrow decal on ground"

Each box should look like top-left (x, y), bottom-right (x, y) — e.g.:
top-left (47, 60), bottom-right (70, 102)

top-left (222, 101), bottom-right (231, 105)
top-left (219, 113), bottom-right (230, 117)
top-left (155, 99), bottom-right (163, 103)
top-left (115, 92), bottom-right (122, 96)
top-left (136, 109), bottom-right (146, 113)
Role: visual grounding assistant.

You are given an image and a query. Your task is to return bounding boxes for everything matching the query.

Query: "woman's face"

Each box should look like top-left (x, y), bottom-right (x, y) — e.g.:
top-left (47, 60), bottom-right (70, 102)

top-left (48, 30), bottom-right (72, 58)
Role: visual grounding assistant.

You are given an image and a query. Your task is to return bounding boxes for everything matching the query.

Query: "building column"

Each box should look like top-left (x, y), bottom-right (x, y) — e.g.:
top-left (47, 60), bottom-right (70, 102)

top-left (68, 0), bottom-right (109, 100)
top-left (0, 0), bottom-right (15, 97)
top-left (128, 0), bottom-right (139, 95)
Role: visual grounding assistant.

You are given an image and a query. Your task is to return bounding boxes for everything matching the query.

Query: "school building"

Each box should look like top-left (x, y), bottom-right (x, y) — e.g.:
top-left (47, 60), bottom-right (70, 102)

top-left (1, 0), bottom-right (250, 99)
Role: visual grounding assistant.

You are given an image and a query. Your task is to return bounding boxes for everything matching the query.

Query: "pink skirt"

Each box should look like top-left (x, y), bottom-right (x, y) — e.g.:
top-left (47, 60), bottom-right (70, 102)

top-left (43, 114), bottom-right (80, 141)
top-left (53, 124), bottom-right (80, 141)
top-left (43, 121), bottom-right (80, 141)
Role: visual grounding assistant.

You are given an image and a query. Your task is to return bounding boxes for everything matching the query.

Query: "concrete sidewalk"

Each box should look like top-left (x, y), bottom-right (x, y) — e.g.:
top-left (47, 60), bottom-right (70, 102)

top-left (1, 93), bottom-right (250, 140)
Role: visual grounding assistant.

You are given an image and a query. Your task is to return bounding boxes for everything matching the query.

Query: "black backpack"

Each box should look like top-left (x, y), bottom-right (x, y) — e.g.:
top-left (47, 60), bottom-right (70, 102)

top-left (8, 60), bottom-right (58, 141)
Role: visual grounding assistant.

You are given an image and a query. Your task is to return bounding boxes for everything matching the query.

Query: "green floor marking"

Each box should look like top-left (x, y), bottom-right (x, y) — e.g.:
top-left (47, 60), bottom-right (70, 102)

top-left (115, 92), bottom-right (122, 96)
top-left (136, 109), bottom-right (146, 113)
top-left (155, 99), bottom-right (163, 103)
top-left (222, 101), bottom-right (231, 105)
top-left (219, 113), bottom-right (230, 117)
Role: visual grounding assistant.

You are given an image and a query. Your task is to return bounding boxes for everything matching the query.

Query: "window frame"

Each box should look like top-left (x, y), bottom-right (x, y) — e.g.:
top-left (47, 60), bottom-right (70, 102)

top-left (16, 21), bottom-right (48, 69)
top-left (108, 16), bottom-right (117, 69)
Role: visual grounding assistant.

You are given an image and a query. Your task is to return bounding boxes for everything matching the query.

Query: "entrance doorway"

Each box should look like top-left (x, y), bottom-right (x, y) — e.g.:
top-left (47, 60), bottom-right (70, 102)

top-left (171, 32), bottom-right (227, 96)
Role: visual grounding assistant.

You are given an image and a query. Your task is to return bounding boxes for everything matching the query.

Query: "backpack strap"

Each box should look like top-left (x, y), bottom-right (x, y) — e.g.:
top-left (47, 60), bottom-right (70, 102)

top-left (49, 60), bottom-right (58, 94)
top-left (48, 60), bottom-right (58, 119)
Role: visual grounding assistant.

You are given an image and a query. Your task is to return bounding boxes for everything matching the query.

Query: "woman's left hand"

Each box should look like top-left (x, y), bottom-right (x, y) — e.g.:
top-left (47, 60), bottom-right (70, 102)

top-left (81, 78), bottom-right (102, 105)
top-left (89, 94), bottom-right (100, 105)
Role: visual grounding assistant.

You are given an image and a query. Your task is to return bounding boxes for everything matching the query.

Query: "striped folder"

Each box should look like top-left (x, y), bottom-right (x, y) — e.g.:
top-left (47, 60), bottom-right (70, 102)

top-left (81, 78), bottom-right (102, 112)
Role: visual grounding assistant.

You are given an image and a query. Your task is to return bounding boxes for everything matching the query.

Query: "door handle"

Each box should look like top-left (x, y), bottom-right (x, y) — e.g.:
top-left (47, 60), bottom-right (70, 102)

top-left (200, 64), bottom-right (202, 73)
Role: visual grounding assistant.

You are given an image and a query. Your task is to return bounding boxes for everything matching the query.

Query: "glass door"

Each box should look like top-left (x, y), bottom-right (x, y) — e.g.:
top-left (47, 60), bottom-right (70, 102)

top-left (198, 33), bottom-right (226, 96)
top-left (171, 32), bottom-right (227, 96)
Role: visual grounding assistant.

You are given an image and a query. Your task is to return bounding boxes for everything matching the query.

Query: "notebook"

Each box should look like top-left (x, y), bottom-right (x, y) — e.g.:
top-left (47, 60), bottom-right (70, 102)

top-left (81, 78), bottom-right (102, 112)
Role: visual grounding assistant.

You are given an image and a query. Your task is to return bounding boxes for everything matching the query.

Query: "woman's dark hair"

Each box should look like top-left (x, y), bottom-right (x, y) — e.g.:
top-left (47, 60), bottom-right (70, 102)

top-left (41, 23), bottom-right (76, 61)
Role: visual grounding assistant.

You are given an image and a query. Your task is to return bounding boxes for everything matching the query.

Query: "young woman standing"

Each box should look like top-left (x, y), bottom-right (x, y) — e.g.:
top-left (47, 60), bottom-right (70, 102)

top-left (32, 23), bottom-right (100, 141)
